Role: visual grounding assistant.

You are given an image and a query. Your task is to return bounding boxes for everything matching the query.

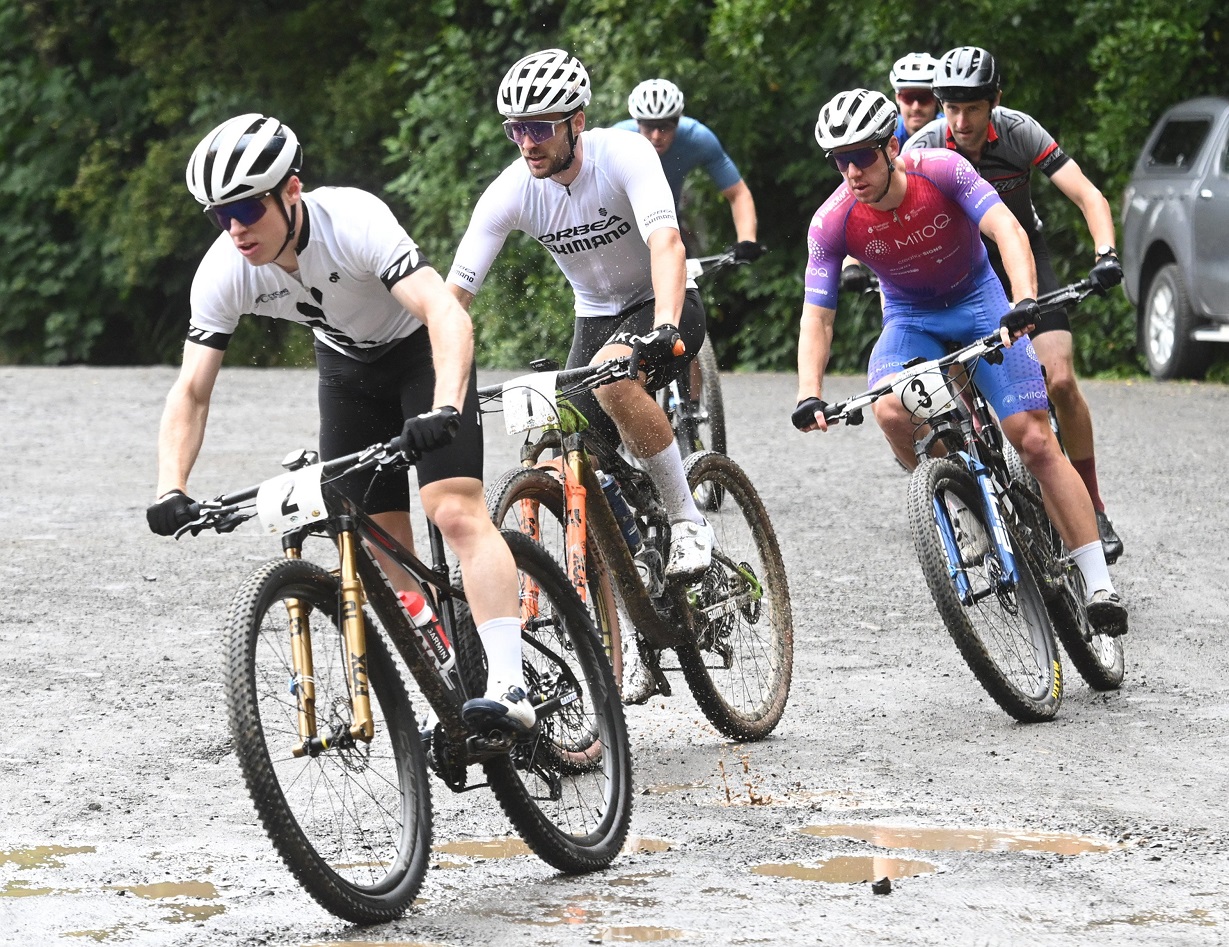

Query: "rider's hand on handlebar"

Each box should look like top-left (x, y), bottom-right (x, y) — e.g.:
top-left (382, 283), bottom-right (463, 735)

top-left (400, 406), bottom-right (461, 458)
top-left (731, 240), bottom-right (765, 263)
top-left (999, 298), bottom-right (1040, 346)
top-left (147, 489), bottom-right (196, 536)
top-left (1088, 253), bottom-right (1123, 294)
top-left (791, 396), bottom-right (831, 433)
top-left (839, 264), bottom-right (871, 294)
top-left (629, 324), bottom-right (686, 387)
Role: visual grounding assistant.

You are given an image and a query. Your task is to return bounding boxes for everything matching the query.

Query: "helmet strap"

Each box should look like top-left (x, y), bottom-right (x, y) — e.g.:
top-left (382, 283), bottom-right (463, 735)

top-left (271, 191), bottom-right (298, 259)
top-left (557, 113), bottom-right (580, 174)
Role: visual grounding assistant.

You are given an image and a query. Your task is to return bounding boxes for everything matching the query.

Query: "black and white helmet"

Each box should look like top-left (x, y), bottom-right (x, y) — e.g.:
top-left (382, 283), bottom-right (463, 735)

top-left (185, 113), bottom-right (301, 207)
top-left (497, 48), bottom-right (591, 118)
top-left (933, 46), bottom-right (1001, 103)
top-left (628, 79), bottom-right (685, 120)
top-left (889, 52), bottom-right (938, 91)
top-left (814, 89), bottom-right (898, 152)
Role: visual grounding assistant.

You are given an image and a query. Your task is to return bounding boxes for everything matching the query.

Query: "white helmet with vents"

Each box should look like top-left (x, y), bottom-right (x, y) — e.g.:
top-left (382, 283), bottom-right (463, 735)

top-left (497, 48), bottom-right (591, 118)
top-left (890, 52), bottom-right (938, 91)
top-left (814, 89), bottom-right (898, 152)
top-left (185, 113), bottom-right (301, 207)
top-left (628, 79), bottom-right (685, 120)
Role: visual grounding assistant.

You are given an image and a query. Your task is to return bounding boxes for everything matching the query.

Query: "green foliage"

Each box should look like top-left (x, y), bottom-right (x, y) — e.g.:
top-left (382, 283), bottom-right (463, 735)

top-left (2, 0), bottom-right (1228, 379)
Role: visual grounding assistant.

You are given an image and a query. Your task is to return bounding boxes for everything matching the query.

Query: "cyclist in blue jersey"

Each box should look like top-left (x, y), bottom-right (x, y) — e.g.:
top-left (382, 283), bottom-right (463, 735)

top-left (792, 88), bottom-right (1127, 636)
top-left (890, 52), bottom-right (943, 146)
top-left (906, 46), bottom-right (1125, 564)
top-left (615, 79), bottom-right (761, 261)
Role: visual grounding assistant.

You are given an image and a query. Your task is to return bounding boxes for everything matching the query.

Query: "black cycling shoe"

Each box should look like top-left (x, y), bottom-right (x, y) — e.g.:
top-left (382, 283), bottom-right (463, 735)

top-left (1086, 589), bottom-right (1128, 638)
top-left (1096, 510), bottom-right (1124, 565)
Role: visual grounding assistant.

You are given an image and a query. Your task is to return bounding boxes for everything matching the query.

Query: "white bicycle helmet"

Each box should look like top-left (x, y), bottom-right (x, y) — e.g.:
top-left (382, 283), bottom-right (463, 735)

top-left (890, 52), bottom-right (938, 91)
top-left (933, 46), bottom-right (1001, 102)
top-left (185, 113), bottom-right (301, 207)
top-left (814, 89), bottom-right (898, 152)
top-left (628, 78), bottom-right (685, 120)
top-left (497, 48), bottom-right (591, 118)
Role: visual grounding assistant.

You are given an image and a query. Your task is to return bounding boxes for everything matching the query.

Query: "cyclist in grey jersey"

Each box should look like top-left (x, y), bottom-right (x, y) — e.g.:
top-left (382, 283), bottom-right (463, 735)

top-left (906, 46), bottom-right (1127, 564)
top-left (147, 114), bottom-right (535, 735)
top-left (447, 49), bottom-right (715, 578)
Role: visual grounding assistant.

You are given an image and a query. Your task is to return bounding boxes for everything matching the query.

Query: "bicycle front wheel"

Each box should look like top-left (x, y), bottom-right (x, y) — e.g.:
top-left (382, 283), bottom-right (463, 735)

top-left (481, 530), bottom-right (633, 872)
top-left (225, 558), bottom-right (431, 924)
top-left (674, 451), bottom-right (794, 740)
top-left (1003, 444), bottom-right (1125, 691)
top-left (907, 458), bottom-right (1063, 722)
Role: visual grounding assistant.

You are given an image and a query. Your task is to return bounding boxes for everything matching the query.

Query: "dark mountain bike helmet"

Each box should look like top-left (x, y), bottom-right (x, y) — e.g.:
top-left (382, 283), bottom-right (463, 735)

top-left (932, 46), bottom-right (1001, 103)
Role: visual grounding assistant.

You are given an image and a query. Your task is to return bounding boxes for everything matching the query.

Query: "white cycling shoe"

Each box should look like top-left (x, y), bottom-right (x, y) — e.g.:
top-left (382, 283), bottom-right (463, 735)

top-left (462, 685), bottom-right (537, 736)
top-left (665, 518), bottom-right (714, 577)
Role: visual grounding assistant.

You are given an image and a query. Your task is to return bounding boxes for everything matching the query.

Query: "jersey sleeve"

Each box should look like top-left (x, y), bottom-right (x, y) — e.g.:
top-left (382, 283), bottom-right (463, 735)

top-left (912, 150), bottom-right (1002, 225)
top-left (802, 191), bottom-right (850, 309)
top-left (446, 170), bottom-right (519, 296)
top-left (689, 122), bottom-right (742, 192)
top-left (1008, 110), bottom-right (1070, 177)
top-left (610, 132), bottom-right (680, 241)
top-left (326, 189), bottom-right (431, 291)
top-left (187, 235), bottom-right (247, 350)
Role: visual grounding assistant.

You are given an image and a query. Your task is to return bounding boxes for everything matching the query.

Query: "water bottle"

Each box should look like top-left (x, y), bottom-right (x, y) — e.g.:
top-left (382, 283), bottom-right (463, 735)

top-left (397, 590), bottom-right (456, 675)
top-left (598, 472), bottom-right (643, 554)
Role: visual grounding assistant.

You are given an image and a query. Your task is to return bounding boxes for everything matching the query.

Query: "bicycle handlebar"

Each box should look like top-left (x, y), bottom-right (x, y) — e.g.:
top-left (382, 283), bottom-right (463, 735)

top-left (685, 250), bottom-right (740, 280)
top-left (477, 355), bottom-right (634, 403)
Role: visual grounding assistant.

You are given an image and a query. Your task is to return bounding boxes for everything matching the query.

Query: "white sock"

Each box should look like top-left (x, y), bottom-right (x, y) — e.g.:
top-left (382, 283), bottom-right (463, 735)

top-left (638, 442), bottom-right (703, 524)
top-left (477, 616), bottom-right (526, 698)
top-left (1071, 541), bottom-right (1114, 599)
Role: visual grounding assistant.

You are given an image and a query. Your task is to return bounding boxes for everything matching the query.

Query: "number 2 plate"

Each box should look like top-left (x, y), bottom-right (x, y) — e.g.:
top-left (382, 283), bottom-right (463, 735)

top-left (256, 464), bottom-right (328, 535)
top-left (501, 371), bottom-right (561, 434)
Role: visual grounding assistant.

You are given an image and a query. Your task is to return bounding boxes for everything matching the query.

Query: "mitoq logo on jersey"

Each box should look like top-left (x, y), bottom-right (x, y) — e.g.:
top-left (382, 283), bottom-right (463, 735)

top-left (894, 213), bottom-right (952, 249)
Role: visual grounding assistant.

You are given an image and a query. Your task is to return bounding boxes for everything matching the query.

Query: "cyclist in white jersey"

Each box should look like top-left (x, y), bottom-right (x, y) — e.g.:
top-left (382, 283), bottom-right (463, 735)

top-left (448, 48), bottom-right (714, 577)
top-left (147, 114), bottom-right (535, 735)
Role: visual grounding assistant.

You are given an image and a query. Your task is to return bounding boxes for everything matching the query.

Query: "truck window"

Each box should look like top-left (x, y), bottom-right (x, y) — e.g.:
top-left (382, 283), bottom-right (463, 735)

top-left (1147, 117), bottom-right (1212, 170)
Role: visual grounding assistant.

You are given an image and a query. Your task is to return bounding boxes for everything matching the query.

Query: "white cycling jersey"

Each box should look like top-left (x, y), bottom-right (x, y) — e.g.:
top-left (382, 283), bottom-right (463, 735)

top-left (189, 187), bottom-right (431, 360)
top-left (447, 127), bottom-right (681, 318)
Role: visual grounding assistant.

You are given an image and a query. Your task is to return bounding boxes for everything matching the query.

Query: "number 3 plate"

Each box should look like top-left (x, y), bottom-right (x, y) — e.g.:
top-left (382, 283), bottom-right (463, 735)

top-left (256, 464), bottom-right (328, 535)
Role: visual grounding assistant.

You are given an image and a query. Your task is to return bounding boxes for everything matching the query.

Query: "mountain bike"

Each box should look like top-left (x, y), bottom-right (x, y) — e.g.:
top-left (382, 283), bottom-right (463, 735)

top-left (813, 280), bottom-right (1124, 722)
top-left (175, 433), bottom-right (632, 923)
top-left (480, 355), bottom-right (793, 740)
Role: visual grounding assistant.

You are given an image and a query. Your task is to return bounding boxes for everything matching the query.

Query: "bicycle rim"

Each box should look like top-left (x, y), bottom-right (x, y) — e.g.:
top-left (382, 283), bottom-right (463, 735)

top-left (675, 451), bottom-right (794, 740)
top-left (225, 558), bottom-right (431, 923)
top-left (481, 531), bottom-right (632, 872)
top-left (908, 459), bottom-right (1062, 722)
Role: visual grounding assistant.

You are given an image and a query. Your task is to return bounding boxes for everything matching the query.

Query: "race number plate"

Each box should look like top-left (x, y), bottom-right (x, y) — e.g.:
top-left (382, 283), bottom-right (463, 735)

top-left (501, 371), bottom-right (561, 434)
top-left (256, 464), bottom-right (328, 535)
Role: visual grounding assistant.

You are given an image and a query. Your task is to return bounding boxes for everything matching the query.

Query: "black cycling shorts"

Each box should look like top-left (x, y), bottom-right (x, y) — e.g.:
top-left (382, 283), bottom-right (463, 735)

top-left (315, 330), bottom-right (483, 514)
top-left (987, 234), bottom-right (1071, 336)
top-left (563, 289), bottom-right (706, 448)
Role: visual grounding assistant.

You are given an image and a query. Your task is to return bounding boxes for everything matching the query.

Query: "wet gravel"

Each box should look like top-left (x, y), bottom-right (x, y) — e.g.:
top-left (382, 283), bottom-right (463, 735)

top-left (2, 365), bottom-right (1227, 945)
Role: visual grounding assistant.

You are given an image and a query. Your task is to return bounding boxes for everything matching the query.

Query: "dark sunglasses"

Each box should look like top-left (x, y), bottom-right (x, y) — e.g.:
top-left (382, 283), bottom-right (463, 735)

top-left (897, 89), bottom-right (936, 107)
top-left (204, 192), bottom-right (272, 231)
top-left (503, 117), bottom-right (570, 146)
top-left (638, 119), bottom-right (679, 133)
top-left (828, 147), bottom-right (883, 172)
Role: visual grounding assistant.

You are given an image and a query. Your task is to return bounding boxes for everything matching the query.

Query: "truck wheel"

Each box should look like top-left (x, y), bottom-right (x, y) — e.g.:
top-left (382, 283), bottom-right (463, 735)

top-left (1141, 263), bottom-right (1211, 380)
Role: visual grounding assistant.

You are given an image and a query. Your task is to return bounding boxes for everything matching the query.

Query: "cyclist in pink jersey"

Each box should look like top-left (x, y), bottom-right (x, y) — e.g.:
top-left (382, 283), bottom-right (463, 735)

top-left (792, 89), bottom-right (1126, 636)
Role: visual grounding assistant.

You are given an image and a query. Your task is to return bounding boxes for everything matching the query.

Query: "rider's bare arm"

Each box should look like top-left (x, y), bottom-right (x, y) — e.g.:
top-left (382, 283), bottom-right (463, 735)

top-left (1049, 161), bottom-right (1117, 252)
top-left (720, 179), bottom-right (758, 244)
top-left (647, 226), bottom-right (687, 329)
top-left (391, 267), bottom-right (474, 411)
top-left (979, 203), bottom-right (1037, 302)
top-left (796, 302), bottom-right (837, 431)
top-left (155, 340), bottom-right (225, 498)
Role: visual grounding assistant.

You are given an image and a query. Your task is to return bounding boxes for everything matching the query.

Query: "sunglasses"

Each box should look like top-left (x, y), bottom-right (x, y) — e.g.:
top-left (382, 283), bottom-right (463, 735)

top-left (638, 119), bottom-right (679, 133)
top-left (503, 117), bottom-right (570, 146)
top-left (897, 89), bottom-right (936, 107)
top-left (205, 192), bottom-right (272, 231)
top-left (828, 147), bottom-right (883, 172)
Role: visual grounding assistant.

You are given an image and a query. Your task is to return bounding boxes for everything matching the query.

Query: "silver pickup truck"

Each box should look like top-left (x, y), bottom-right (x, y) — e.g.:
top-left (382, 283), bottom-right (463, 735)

top-left (1121, 96), bottom-right (1229, 379)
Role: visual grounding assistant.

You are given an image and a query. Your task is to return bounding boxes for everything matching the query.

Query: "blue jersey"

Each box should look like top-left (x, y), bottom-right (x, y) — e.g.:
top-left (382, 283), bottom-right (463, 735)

top-left (894, 112), bottom-right (944, 146)
top-left (613, 116), bottom-right (742, 205)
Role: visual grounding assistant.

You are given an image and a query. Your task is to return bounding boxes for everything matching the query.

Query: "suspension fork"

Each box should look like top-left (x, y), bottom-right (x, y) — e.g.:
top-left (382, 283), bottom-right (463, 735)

top-left (281, 538), bottom-right (319, 749)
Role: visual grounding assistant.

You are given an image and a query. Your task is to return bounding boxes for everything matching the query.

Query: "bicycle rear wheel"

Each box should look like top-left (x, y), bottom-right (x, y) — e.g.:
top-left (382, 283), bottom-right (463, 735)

top-left (486, 465), bottom-right (624, 689)
top-left (662, 338), bottom-right (727, 510)
top-left (480, 530), bottom-right (633, 872)
top-left (674, 451), bottom-right (793, 740)
top-left (1003, 444), bottom-right (1125, 691)
top-left (907, 458), bottom-right (1063, 722)
top-left (225, 558), bottom-right (431, 924)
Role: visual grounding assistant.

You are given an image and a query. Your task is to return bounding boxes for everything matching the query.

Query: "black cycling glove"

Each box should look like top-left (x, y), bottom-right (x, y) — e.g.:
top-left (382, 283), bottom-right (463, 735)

top-left (147, 489), bottom-right (195, 536)
top-left (731, 240), bottom-right (765, 263)
top-left (1088, 254), bottom-right (1123, 294)
top-left (1000, 298), bottom-right (1040, 340)
top-left (629, 324), bottom-right (685, 388)
top-left (791, 397), bottom-right (829, 431)
top-left (839, 264), bottom-right (870, 294)
top-left (400, 406), bottom-right (461, 458)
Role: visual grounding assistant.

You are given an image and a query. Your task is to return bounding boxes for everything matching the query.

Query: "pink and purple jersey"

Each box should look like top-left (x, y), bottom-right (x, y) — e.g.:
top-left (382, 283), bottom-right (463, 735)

top-left (805, 149), bottom-right (1001, 311)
